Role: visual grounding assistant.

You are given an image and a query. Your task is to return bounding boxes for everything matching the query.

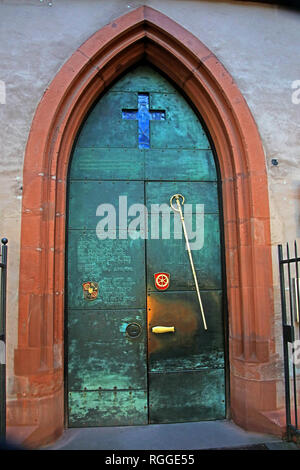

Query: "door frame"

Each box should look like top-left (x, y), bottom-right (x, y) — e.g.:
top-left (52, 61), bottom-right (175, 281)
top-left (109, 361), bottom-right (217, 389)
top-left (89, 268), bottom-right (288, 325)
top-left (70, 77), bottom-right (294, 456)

top-left (12, 6), bottom-right (278, 447)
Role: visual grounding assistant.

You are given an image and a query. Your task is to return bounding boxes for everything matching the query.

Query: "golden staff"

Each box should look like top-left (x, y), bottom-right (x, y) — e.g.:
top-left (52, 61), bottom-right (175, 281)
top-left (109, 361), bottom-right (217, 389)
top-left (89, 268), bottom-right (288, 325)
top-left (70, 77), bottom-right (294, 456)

top-left (170, 194), bottom-right (208, 330)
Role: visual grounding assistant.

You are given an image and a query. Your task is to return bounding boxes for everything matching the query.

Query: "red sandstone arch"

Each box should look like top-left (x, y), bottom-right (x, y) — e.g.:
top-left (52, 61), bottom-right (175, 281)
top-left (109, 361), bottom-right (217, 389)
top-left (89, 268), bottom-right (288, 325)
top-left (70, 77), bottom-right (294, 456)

top-left (10, 6), bottom-right (278, 447)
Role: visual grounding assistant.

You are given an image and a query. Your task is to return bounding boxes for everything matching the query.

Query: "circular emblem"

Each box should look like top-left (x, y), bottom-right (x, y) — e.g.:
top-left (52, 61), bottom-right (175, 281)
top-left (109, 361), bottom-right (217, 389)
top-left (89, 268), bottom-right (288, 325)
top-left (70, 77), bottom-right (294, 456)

top-left (126, 322), bottom-right (142, 339)
top-left (154, 272), bottom-right (170, 291)
top-left (156, 274), bottom-right (169, 288)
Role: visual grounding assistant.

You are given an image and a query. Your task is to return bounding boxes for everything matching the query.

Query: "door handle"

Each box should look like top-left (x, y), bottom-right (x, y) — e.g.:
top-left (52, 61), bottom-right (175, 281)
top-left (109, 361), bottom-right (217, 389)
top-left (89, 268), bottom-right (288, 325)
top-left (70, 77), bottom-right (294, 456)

top-left (151, 326), bottom-right (175, 334)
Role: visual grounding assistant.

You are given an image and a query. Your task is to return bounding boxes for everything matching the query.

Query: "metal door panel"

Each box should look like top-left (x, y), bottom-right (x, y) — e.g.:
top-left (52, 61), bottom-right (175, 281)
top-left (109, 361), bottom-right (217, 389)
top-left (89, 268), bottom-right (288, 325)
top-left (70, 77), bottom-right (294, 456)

top-left (68, 309), bottom-right (147, 390)
top-left (146, 214), bottom-right (222, 291)
top-left (76, 91), bottom-right (139, 149)
top-left (70, 148), bottom-right (144, 181)
top-left (145, 182), bottom-right (219, 214)
top-left (148, 369), bottom-right (225, 424)
top-left (69, 390), bottom-right (148, 427)
top-left (145, 149), bottom-right (217, 182)
top-left (68, 181), bottom-right (145, 230)
top-left (148, 290), bottom-right (224, 372)
top-left (149, 92), bottom-right (211, 150)
top-left (67, 230), bottom-right (146, 309)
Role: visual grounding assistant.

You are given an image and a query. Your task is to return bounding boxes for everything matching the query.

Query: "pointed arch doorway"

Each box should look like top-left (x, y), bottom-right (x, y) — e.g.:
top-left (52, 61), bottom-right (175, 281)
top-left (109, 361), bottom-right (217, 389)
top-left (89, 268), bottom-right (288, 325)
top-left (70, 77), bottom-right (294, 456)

top-left (13, 7), bottom-right (277, 447)
top-left (66, 64), bottom-right (226, 426)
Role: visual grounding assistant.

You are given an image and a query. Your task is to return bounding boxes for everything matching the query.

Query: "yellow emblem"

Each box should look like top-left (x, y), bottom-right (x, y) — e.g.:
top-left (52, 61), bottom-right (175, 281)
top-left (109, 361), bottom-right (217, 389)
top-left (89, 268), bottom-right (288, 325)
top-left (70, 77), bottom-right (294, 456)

top-left (82, 281), bottom-right (99, 301)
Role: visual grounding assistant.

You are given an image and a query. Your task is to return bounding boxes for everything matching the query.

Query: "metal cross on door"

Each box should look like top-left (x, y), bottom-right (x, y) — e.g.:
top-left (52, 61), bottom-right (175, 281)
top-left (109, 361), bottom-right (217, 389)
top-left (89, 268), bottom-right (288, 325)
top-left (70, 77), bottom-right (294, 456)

top-left (122, 93), bottom-right (166, 149)
top-left (66, 65), bottom-right (226, 427)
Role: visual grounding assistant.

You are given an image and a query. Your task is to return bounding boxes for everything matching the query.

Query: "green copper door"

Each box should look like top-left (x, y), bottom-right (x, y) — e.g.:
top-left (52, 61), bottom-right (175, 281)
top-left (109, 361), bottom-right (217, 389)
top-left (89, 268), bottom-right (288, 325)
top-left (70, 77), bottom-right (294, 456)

top-left (67, 65), bottom-right (226, 427)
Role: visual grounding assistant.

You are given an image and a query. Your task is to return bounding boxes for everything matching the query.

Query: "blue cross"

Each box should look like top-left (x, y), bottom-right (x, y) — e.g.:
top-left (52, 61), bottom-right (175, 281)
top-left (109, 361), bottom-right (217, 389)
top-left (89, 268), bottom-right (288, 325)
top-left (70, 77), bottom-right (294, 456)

top-left (122, 93), bottom-right (166, 149)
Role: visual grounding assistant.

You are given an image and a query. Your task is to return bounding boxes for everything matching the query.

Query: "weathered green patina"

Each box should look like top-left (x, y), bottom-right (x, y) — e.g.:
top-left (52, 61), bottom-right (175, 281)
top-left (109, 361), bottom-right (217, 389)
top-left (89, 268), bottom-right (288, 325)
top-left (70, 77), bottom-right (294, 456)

top-left (67, 64), bottom-right (225, 427)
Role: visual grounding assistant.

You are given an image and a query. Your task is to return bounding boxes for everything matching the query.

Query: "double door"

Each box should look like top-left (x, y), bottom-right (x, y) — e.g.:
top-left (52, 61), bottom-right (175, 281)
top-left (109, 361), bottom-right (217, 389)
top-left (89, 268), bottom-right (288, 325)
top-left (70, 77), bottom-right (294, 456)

top-left (66, 64), bottom-right (225, 427)
top-left (67, 179), bottom-right (225, 426)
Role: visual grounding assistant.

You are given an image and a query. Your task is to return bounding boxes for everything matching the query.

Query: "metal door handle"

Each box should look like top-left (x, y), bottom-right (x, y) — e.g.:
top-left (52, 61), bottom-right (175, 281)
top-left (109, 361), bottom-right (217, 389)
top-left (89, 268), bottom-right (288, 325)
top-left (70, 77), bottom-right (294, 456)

top-left (151, 326), bottom-right (175, 334)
